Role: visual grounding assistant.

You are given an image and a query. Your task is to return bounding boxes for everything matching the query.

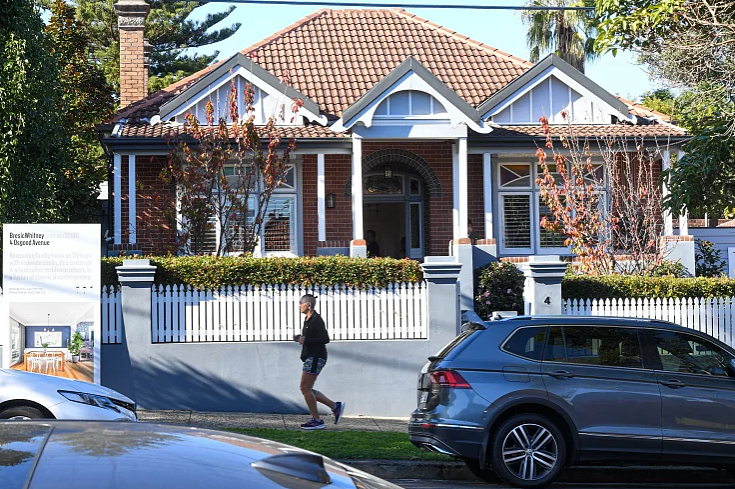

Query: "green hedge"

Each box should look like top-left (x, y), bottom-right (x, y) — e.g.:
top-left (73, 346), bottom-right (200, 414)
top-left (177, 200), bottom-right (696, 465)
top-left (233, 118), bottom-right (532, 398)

top-left (102, 255), bottom-right (423, 289)
top-left (563, 275), bottom-right (735, 299)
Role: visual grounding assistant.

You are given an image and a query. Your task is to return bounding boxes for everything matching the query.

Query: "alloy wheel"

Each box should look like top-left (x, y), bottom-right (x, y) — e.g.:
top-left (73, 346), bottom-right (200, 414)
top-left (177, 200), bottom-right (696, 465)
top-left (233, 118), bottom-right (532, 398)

top-left (501, 423), bottom-right (558, 481)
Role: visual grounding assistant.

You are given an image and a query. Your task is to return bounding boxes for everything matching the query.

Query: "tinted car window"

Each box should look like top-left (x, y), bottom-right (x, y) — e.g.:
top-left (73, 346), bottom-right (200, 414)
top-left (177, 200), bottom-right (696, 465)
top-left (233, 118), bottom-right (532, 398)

top-left (555, 326), bottom-right (642, 368)
top-left (503, 327), bottom-right (547, 360)
top-left (652, 330), bottom-right (734, 377)
top-left (435, 329), bottom-right (476, 359)
top-left (544, 326), bottom-right (566, 362)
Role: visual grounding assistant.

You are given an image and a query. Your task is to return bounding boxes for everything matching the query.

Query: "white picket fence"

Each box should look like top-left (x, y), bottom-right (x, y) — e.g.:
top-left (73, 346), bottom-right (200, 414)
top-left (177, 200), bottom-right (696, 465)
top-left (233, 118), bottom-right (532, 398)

top-left (151, 283), bottom-right (428, 343)
top-left (101, 286), bottom-right (122, 344)
top-left (565, 297), bottom-right (735, 347)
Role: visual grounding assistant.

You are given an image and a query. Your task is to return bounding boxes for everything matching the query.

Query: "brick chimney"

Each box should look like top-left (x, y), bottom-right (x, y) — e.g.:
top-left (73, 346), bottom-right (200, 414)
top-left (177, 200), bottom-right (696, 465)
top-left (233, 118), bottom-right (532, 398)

top-left (114, 0), bottom-right (150, 107)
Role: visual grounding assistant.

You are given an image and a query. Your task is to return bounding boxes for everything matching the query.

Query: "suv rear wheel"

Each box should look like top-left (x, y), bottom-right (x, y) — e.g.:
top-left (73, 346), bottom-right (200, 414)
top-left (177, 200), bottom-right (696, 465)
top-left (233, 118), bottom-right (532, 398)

top-left (490, 413), bottom-right (566, 488)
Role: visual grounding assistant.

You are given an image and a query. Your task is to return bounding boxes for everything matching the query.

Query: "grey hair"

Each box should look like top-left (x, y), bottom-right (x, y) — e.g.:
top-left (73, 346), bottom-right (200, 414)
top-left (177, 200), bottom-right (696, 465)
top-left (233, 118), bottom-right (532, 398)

top-left (300, 294), bottom-right (318, 309)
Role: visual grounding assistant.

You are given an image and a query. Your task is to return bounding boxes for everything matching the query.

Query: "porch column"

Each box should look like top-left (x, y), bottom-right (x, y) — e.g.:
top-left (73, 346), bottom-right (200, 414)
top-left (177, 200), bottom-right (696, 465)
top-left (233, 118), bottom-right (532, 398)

top-left (453, 138), bottom-right (468, 240)
top-left (128, 154), bottom-right (136, 244)
top-left (350, 135), bottom-right (366, 257)
top-left (662, 150), bottom-right (673, 236)
top-left (678, 149), bottom-right (688, 235)
top-left (483, 152), bottom-right (493, 240)
top-left (318, 154), bottom-right (326, 242)
top-left (113, 153), bottom-right (122, 245)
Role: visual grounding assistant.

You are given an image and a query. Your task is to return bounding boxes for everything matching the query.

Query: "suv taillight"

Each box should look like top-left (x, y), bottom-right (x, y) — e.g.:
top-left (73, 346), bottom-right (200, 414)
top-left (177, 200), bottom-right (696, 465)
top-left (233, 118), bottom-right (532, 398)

top-left (429, 370), bottom-right (470, 389)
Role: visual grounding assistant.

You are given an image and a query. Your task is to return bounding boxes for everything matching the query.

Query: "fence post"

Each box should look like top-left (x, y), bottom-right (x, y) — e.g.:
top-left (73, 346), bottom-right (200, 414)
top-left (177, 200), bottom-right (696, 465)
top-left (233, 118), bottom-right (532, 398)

top-left (520, 256), bottom-right (567, 316)
top-left (114, 259), bottom-right (157, 403)
top-left (421, 257), bottom-right (463, 337)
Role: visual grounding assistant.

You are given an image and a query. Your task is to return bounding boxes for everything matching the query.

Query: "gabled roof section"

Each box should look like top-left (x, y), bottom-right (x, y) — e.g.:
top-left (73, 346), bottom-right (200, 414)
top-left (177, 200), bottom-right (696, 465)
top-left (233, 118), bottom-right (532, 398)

top-left (155, 52), bottom-right (324, 125)
top-left (477, 54), bottom-right (630, 119)
top-left (113, 8), bottom-right (532, 124)
top-left (335, 56), bottom-right (482, 130)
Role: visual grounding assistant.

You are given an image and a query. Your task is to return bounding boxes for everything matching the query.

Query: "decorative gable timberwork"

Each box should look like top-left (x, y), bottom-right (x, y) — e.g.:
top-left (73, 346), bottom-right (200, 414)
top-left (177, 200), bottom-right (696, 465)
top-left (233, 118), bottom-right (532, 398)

top-left (478, 54), bottom-right (632, 125)
top-left (331, 57), bottom-right (491, 136)
top-left (153, 53), bottom-right (326, 126)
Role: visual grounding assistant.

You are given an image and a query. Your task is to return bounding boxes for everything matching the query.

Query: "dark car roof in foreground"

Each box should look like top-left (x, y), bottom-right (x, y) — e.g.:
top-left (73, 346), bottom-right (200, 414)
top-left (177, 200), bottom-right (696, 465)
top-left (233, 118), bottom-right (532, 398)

top-left (0, 421), bottom-right (381, 489)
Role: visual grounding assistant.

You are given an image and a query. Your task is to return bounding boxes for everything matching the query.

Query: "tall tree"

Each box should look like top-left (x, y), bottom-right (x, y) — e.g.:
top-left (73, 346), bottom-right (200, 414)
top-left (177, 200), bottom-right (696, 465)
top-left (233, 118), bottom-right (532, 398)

top-left (54, 0), bottom-right (241, 95)
top-left (0, 0), bottom-right (65, 223)
top-left (595, 0), bottom-right (735, 217)
top-left (522, 0), bottom-right (599, 72)
top-left (47, 0), bottom-right (115, 222)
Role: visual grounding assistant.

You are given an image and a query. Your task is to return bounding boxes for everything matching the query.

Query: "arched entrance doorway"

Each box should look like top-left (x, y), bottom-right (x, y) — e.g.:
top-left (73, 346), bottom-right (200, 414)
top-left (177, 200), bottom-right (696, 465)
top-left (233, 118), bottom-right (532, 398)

top-left (363, 171), bottom-right (424, 259)
top-left (344, 149), bottom-right (442, 259)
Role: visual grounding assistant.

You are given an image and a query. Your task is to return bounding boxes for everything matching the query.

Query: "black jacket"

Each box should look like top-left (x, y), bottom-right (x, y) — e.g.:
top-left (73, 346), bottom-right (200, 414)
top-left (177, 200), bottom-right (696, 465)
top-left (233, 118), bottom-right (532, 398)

top-left (300, 311), bottom-right (330, 362)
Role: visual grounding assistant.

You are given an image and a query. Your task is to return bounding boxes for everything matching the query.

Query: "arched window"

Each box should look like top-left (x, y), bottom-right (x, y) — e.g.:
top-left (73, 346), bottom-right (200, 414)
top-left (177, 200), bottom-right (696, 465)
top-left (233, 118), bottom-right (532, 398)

top-left (374, 91), bottom-right (448, 117)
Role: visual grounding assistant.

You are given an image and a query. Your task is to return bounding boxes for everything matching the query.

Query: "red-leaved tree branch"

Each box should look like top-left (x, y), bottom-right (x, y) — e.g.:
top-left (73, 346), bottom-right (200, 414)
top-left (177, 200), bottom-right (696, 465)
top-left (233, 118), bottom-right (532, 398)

top-left (162, 80), bottom-right (298, 255)
top-left (536, 113), bottom-right (668, 275)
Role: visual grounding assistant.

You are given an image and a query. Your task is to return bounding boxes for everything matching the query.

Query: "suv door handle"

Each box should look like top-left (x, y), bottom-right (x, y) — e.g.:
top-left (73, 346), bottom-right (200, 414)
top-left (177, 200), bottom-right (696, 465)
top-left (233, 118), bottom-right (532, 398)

top-left (661, 379), bottom-right (686, 389)
top-left (548, 370), bottom-right (575, 379)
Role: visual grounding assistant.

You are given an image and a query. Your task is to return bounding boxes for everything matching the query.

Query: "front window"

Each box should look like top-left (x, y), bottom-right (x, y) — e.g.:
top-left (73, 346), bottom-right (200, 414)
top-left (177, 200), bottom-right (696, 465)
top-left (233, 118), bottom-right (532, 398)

top-left (498, 161), bottom-right (606, 255)
top-left (183, 161), bottom-right (300, 256)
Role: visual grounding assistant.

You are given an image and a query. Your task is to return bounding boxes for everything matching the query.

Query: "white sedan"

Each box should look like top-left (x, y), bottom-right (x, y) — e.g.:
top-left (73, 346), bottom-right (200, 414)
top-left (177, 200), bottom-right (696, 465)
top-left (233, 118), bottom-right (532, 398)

top-left (0, 369), bottom-right (136, 421)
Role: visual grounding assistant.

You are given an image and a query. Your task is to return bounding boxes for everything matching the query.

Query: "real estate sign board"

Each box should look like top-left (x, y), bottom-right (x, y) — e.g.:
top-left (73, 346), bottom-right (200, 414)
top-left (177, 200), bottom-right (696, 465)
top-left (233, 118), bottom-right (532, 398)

top-left (2, 224), bottom-right (101, 383)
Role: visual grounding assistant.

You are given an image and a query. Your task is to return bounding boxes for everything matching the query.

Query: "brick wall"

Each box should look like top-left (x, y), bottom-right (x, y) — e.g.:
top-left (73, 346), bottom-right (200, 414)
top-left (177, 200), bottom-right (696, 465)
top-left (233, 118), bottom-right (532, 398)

top-left (119, 28), bottom-right (148, 108)
top-left (116, 155), bottom-right (176, 255)
top-left (468, 154), bottom-right (485, 239)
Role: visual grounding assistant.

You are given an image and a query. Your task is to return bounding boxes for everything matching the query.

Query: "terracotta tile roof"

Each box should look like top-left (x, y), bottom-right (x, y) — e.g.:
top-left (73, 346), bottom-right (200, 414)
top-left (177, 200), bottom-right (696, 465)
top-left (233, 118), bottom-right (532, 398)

top-left (617, 96), bottom-right (672, 122)
top-left (113, 8), bottom-right (532, 123)
top-left (117, 122), bottom-right (347, 140)
top-left (487, 123), bottom-right (687, 139)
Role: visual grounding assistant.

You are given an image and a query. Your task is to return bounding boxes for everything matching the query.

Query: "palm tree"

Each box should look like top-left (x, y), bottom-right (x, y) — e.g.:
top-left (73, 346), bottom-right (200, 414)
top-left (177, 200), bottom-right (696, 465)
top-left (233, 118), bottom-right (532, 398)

top-left (522, 0), bottom-right (599, 73)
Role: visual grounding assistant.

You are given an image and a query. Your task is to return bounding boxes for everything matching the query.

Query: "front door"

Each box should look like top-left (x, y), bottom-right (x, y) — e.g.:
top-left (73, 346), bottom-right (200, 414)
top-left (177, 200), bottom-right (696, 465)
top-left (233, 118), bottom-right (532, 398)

top-left (646, 329), bottom-right (735, 464)
top-left (541, 325), bottom-right (662, 460)
top-left (363, 173), bottom-right (424, 259)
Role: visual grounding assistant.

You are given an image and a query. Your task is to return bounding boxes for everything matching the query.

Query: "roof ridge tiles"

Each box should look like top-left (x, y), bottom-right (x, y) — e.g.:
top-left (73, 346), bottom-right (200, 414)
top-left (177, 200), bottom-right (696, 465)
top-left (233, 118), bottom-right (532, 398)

top-left (392, 9), bottom-right (533, 69)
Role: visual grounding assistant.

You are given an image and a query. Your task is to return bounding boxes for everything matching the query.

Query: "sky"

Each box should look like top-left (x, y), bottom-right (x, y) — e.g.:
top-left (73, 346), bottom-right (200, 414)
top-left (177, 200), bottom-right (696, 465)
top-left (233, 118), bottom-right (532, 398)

top-left (185, 0), bottom-right (661, 102)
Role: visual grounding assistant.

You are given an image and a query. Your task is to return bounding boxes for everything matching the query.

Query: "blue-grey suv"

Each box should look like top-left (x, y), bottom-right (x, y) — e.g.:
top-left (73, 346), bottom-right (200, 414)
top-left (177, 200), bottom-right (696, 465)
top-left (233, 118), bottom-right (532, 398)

top-left (409, 316), bottom-right (735, 488)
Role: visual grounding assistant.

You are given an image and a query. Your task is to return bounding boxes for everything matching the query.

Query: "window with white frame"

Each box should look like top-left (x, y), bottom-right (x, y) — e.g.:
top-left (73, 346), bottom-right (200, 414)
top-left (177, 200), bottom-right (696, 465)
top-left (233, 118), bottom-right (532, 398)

top-left (185, 160), bottom-right (300, 256)
top-left (497, 161), bottom-right (606, 255)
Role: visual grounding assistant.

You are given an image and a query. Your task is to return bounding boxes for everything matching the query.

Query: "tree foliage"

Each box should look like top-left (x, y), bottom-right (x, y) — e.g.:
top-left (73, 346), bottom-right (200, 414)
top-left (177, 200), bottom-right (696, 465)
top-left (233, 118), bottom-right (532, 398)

top-left (522, 0), bottom-right (599, 72)
top-left (0, 0), bottom-right (65, 223)
top-left (47, 0), bottom-right (115, 222)
top-left (163, 82), bottom-right (299, 256)
top-left (60, 0), bottom-right (240, 95)
top-left (596, 0), bottom-right (735, 216)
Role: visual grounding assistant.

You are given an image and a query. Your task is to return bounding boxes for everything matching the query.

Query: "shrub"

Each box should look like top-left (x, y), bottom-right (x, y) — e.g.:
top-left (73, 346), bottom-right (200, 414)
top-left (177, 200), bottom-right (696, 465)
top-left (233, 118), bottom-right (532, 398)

top-left (649, 259), bottom-right (690, 278)
top-left (696, 239), bottom-right (727, 277)
top-left (474, 262), bottom-right (525, 320)
top-left (563, 274), bottom-right (735, 299)
top-left (101, 255), bottom-right (423, 289)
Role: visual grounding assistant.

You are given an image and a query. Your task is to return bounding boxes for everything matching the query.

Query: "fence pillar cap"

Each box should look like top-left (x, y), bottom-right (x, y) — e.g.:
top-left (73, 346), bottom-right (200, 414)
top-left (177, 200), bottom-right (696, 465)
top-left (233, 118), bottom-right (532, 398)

top-left (520, 255), bottom-right (567, 279)
top-left (116, 259), bottom-right (157, 284)
top-left (421, 257), bottom-right (462, 281)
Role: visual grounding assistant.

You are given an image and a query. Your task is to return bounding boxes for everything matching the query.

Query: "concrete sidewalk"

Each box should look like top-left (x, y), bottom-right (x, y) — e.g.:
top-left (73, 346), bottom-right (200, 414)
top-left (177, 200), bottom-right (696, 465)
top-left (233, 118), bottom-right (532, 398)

top-left (137, 411), bottom-right (734, 484)
top-left (138, 410), bottom-right (408, 432)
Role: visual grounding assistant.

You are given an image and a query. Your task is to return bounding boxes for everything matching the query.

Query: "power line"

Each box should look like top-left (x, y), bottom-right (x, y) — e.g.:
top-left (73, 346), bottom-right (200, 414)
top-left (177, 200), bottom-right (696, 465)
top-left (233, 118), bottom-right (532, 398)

top-left (185, 0), bottom-right (595, 11)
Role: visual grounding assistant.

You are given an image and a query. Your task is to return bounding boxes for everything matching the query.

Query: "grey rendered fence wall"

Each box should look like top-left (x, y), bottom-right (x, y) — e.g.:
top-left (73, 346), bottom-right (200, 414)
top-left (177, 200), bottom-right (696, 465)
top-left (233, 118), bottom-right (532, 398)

top-left (101, 258), bottom-right (462, 417)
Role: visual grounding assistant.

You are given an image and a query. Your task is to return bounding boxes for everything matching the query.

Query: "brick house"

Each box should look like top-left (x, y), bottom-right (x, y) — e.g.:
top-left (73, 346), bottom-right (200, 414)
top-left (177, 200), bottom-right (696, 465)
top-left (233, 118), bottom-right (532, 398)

top-left (100, 3), bottom-right (689, 261)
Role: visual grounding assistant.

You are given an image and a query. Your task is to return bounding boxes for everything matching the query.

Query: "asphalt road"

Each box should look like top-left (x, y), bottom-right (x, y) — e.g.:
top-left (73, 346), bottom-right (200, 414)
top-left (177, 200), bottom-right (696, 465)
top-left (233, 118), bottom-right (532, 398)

top-left (391, 481), bottom-right (735, 489)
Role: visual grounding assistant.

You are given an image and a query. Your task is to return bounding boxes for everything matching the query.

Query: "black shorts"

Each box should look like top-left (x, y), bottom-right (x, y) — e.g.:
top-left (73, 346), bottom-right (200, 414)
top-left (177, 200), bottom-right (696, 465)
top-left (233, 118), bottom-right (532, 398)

top-left (302, 356), bottom-right (326, 375)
